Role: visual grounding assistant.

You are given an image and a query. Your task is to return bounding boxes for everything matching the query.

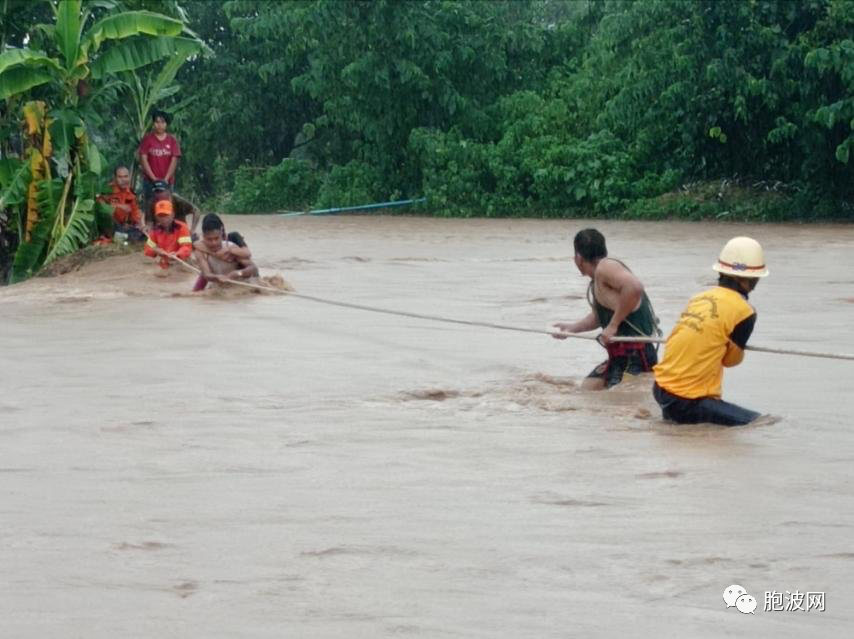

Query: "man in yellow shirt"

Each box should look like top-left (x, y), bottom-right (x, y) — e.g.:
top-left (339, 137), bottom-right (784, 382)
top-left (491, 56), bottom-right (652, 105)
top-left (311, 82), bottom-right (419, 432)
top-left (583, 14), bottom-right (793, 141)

top-left (652, 237), bottom-right (768, 426)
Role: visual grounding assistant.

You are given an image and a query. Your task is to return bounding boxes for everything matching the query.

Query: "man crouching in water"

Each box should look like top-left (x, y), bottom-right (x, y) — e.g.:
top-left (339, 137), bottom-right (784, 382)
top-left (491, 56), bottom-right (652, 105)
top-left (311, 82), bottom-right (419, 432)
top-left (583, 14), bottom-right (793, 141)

top-left (192, 213), bottom-right (258, 291)
top-left (552, 228), bottom-right (659, 390)
top-left (652, 237), bottom-right (768, 426)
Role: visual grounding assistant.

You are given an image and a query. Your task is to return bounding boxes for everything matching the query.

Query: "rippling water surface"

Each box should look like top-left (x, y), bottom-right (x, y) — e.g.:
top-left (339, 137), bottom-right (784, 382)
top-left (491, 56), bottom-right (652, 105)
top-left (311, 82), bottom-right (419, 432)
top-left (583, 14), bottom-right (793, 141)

top-left (1, 215), bottom-right (852, 637)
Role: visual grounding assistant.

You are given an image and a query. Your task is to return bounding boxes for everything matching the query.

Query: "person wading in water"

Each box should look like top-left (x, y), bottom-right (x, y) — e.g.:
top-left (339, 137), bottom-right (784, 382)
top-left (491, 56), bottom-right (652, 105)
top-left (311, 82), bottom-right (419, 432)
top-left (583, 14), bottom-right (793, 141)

top-left (552, 228), bottom-right (660, 390)
top-left (652, 236), bottom-right (768, 426)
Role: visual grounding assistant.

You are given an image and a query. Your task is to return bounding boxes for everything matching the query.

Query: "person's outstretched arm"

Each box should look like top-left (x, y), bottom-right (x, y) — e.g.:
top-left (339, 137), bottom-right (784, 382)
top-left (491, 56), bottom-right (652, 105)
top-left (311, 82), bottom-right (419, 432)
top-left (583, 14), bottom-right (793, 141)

top-left (552, 311), bottom-right (599, 339)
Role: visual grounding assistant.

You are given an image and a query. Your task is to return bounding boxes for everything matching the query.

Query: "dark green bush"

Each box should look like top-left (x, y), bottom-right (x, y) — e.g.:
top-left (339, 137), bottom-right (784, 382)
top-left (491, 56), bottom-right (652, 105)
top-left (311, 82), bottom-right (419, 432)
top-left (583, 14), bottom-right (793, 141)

top-left (315, 160), bottom-right (385, 209)
top-left (226, 159), bottom-right (320, 213)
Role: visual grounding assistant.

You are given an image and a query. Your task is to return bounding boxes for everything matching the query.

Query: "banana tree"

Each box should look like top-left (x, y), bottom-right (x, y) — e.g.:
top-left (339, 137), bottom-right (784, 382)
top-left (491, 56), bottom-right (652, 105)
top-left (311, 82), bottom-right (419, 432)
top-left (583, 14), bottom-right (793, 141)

top-left (121, 42), bottom-right (199, 146)
top-left (115, 37), bottom-right (204, 184)
top-left (0, 0), bottom-right (207, 282)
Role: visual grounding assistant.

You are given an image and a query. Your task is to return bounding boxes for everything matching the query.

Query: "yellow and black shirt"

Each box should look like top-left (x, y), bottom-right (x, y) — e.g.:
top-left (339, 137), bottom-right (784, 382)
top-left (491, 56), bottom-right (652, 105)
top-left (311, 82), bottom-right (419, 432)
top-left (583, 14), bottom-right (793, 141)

top-left (653, 281), bottom-right (756, 399)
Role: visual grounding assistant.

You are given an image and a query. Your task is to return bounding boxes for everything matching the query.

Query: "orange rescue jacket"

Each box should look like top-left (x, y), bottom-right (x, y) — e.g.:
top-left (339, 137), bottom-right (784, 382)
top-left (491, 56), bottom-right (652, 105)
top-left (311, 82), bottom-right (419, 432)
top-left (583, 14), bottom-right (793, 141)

top-left (100, 181), bottom-right (141, 225)
top-left (144, 219), bottom-right (192, 268)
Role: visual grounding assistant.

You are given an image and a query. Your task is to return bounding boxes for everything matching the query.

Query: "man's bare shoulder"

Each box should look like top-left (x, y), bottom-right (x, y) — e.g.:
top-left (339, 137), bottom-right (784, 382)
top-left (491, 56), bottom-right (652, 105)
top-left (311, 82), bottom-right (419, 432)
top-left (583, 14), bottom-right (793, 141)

top-left (594, 257), bottom-right (629, 278)
top-left (595, 258), bottom-right (644, 289)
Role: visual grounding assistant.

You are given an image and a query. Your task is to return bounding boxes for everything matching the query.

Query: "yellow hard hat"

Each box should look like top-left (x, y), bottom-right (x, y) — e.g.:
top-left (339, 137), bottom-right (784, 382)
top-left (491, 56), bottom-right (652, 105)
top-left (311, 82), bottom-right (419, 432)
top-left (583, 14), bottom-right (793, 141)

top-left (713, 236), bottom-right (769, 278)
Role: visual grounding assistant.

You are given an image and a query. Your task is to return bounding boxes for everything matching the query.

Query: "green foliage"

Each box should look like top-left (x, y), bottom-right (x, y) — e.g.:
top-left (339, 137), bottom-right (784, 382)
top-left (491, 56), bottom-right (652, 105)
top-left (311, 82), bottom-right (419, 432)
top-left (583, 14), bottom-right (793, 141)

top-left (171, 0), bottom-right (317, 199)
top-left (0, 158), bottom-right (31, 210)
top-left (90, 34), bottom-right (202, 79)
top-left (0, 0), bottom-right (201, 282)
top-left (44, 196), bottom-right (96, 264)
top-left (409, 128), bottom-right (502, 216)
top-left (628, 180), bottom-right (851, 222)
top-left (223, 0), bottom-right (558, 198)
top-left (193, 0), bottom-right (850, 220)
top-left (0, 7), bottom-right (187, 102)
top-left (315, 161), bottom-right (384, 209)
top-left (226, 159), bottom-right (320, 213)
top-left (5, 0), bottom-right (853, 248)
top-left (9, 177), bottom-right (63, 282)
top-left (403, 0), bottom-right (853, 218)
top-left (83, 10), bottom-right (184, 54)
top-left (0, 64), bottom-right (54, 100)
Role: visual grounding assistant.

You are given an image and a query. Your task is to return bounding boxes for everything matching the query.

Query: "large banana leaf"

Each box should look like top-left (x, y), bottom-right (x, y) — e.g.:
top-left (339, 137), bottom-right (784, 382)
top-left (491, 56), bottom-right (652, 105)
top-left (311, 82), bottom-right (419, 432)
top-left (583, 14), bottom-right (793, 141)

top-left (9, 218), bottom-right (52, 282)
top-left (83, 11), bottom-right (183, 55)
top-left (8, 177), bottom-right (64, 283)
top-left (35, 176), bottom-right (63, 225)
top-left (0, 49), bottom-right (61, 75)
top-left (148, 38), bottom-right (201, 95)
top-left (55, 0), bottom-right (83, 70)
top-left (48, 109), bottom-right (85, 170)
top-left (0, 66), bottom-right (54, 100)
top-left (85, 141), bottom-right (104, 176)
top-left (26, 149), bottom-right (48, 239)
top-left (43, 196), bottom-right (95, 265)
top-left (0, 159), bottom-right (31, 209)
top-left (90, 35), bottom-right (202, 79)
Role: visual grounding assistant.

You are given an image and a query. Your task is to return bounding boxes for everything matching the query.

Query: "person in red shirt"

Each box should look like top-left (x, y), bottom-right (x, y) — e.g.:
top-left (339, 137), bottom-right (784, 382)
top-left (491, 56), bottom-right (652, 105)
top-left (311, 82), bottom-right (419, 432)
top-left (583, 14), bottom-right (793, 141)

top-left (98, 165), bottom-right (144, 240)
top-left (138, 109), bottom-right (181, 222)
top-left (143, 199), bottom-right (192, 271)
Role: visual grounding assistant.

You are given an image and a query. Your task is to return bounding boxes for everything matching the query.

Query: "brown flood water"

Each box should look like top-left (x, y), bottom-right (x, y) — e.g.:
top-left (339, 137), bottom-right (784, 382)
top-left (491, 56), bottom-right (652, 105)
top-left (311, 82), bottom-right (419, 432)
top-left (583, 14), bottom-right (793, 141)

top-left (1, 215), bottom-right (853, 637)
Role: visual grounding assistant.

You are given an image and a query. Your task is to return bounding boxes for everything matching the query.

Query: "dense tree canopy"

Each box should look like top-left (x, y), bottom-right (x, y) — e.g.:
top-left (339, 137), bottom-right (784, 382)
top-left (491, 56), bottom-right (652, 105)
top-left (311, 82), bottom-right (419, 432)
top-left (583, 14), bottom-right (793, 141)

top-left (170, 0), bottom-right (853, 217)
top-left (2, 0), bottom-right (853, 280)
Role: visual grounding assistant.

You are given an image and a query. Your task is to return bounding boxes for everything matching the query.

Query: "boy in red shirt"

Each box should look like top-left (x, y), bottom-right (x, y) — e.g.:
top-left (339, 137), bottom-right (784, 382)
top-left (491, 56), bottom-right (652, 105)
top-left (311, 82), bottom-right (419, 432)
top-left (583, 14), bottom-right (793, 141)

top-left (143, 200), bottom-right (192, 270)
top-left (138, 109), bottom-right (181, 222)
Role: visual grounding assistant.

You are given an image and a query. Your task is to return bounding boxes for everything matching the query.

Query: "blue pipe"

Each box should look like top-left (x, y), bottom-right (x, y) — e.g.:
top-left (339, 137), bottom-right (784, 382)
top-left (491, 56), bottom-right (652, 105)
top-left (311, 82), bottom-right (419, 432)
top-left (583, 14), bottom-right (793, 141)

top-left (280, 198), bottom-right (426, 217)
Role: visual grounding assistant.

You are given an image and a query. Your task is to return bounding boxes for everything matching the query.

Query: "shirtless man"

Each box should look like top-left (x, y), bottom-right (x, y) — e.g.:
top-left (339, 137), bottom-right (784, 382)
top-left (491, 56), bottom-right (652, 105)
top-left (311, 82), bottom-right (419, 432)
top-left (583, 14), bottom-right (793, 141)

top-left (552, 228), bottom-right (659, 389)
top-left (192, 213), bottom-right (258, 290)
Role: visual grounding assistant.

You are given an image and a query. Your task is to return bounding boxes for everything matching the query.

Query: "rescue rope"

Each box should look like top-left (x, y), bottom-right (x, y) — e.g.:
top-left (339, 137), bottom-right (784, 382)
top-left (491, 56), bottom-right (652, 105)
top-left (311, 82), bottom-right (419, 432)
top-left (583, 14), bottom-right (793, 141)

top-left (610, 335), bottom-right (854, 361)
top-left (163, 254), bottom-right (854, 361)
top-left (166, 254), bottom-right (593, 340)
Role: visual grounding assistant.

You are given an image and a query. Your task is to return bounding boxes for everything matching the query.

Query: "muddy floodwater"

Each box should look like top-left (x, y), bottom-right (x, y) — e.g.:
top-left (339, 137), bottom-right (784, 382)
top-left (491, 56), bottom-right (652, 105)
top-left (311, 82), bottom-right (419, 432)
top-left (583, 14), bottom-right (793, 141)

top-left (1, 215), bottom-right (853, 637)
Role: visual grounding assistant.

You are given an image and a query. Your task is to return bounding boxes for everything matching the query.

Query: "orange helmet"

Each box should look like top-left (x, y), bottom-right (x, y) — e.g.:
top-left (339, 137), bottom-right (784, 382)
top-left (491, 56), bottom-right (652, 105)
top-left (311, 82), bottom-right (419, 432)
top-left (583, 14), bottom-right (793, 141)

top-left (154, 199), bottom-right (174, 216)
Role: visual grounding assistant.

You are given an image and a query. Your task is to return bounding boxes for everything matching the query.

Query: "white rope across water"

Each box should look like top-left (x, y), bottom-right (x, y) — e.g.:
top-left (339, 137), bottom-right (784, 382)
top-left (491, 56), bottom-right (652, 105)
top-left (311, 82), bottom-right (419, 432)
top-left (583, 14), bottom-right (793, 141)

top-left (165, 254), bottom-right (854, 362)
top-left (608, 335), bottom-right (854, 361)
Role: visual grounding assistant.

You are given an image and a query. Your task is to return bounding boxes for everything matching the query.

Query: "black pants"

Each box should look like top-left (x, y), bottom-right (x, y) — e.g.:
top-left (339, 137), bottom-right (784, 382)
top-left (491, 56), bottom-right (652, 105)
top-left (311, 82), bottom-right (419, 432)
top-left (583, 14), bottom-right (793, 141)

top-left (142, 178), bottom-right (155, 225)
top-left (653, 383), bottom-right (760, 426)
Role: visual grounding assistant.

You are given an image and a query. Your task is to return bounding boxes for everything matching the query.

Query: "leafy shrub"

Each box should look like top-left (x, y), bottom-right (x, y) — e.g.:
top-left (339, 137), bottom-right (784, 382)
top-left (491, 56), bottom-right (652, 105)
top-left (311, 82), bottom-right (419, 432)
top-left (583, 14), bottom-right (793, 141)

top-left (226, 159), bottom-right (320, 213)
top-left (314, 160), bottom-right (385, 209)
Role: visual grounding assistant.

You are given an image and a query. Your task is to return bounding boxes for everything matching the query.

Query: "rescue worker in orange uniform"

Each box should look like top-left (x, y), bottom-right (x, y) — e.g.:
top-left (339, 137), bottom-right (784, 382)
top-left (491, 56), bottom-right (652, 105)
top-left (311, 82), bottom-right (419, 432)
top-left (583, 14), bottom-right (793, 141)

top-left (143, 199), bottom-right (192, 270)
top-left (652, 236), bottom-right (769, 426)
top-left (99, 165), bottom-right (144, 240)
